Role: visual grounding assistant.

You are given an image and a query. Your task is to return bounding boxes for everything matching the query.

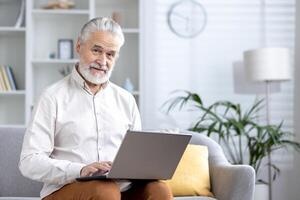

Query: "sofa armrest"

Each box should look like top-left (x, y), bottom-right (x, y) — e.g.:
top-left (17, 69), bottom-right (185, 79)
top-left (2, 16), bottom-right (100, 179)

top-left (210, 164), bottom-right (255, 200)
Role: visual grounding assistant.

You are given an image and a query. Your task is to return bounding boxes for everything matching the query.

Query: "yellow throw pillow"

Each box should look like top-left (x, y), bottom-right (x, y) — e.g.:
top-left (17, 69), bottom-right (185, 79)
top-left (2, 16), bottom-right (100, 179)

top-left (164, 144), bottom-right (214, 197)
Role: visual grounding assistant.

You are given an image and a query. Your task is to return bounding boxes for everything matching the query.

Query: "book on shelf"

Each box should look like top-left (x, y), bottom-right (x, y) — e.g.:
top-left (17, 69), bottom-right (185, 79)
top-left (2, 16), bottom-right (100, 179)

top-left (0, 68), bottom-right (5, 91)
top-left (1, 66), bottom-right (11, 91)
top-left (6, 66), bottom-right (17, 90)
top-left (0, 66), bottom-right (18, 92)
top-left (0, 67), bottom-right (8, 91)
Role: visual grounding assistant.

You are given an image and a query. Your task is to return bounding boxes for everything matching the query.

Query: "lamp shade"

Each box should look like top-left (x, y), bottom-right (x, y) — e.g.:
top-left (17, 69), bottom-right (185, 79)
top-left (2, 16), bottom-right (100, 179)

top-left (243, 48), bottom-right (292, 82)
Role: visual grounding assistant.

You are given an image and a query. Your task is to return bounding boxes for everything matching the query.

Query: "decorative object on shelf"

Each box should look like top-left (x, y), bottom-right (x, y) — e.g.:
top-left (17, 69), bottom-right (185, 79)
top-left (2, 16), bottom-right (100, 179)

top-left (42, 0), bottom-right (75, 9)
top-left (163, 90), bottom-right (300, 191)
top-left (167, 0), bottom-right (207, 38)
top-left (58, 65), bottom-right (72, 77)
top-left (112, 11), bottom-right (122, 25)
top-left (14, 0), bottom-right (25, 28)
top-left (49, 52), bottom-right (56, 59)
top-left (58, 39), bottom-right (74, 59)
top-left (243, 47), bottom-right (292, 200)
top-left (123, 78), bottom-right (134, 93)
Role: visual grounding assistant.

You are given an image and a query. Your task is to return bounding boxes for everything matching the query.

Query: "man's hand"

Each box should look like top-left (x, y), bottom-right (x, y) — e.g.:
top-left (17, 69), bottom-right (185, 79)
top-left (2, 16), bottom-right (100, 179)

top-left (80, 161), bottom-right (112, 177)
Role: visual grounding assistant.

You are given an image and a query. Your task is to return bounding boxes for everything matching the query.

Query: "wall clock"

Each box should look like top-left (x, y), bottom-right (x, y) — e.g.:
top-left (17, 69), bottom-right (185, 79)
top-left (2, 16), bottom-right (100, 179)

top-left (167, 0), bottom-right (207, 38)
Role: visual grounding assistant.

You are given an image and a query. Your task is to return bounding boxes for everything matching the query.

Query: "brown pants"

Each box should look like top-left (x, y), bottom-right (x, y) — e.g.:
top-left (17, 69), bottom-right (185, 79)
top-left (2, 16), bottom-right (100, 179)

top-left (43, 180), bottom-right (173, 200)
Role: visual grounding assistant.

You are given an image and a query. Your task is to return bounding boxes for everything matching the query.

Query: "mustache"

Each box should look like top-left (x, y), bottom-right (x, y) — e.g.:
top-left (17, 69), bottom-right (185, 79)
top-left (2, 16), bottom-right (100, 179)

top-left (89, 62), bottom-right (108, 71)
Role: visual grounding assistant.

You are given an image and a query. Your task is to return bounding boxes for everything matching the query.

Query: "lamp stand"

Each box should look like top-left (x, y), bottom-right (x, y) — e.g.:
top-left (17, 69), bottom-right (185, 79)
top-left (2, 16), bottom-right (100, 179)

top-left (265, 80), bottom-right (272, 200)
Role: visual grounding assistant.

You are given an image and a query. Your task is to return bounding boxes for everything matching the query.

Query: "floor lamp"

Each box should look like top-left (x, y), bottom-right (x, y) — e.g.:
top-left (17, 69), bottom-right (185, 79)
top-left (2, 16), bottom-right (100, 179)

top-left (243, 47), bottom-right (292, 200)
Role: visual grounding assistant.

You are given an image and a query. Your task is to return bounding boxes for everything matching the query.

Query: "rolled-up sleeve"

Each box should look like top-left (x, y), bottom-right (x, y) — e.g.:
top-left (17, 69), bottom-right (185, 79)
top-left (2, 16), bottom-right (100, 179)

top-left (19, 91), bottom-right (85, 185)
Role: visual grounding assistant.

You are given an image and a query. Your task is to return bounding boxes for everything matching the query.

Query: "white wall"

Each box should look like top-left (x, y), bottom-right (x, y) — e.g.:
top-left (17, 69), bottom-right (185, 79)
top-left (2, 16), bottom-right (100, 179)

top-left (285, 1), bottom-right (300, 199)
top-left (273, 1), bottom-right (300, 200)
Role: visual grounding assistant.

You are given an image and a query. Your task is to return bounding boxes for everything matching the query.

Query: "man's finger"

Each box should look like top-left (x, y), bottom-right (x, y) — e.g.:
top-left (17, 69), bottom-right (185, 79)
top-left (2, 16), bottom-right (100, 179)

top-left (81, 166), bottom-right (98, 177)
top-left (91, 162), bottom-right (111, 171)
top-left (101, 162), bottom-right (112, 168)
top-left (106, 161), bottom-right (113, 166)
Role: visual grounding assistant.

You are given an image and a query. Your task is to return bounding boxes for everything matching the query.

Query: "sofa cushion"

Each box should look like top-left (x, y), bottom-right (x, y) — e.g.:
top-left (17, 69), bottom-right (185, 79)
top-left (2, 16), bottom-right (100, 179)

top-left (164, 144), bottom-right (213, 197)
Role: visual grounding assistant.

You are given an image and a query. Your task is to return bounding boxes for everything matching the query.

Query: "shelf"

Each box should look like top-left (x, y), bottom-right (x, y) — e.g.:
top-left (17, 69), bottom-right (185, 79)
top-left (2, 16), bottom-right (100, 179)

top-left (32, 59), bottom-right (79, 65)
top-left (0, 90), bottom-right (26, 96)
top-left (32, 9), bottom-right (89, 15)
top-left (0, 124), bottom-right (26, 128)
top-left (0, 27), bottom-right (26, 35)
top-left (0, 27), bottom-right (26, 32)
top-left (123, 28), bottom-right (139, 34)
top-left (96, 0), bottom-right (138, 6)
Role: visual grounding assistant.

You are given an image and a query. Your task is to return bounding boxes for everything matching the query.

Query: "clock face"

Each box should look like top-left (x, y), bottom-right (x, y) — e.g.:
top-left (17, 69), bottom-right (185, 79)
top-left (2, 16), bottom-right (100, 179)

top-left (167, 0), bottom-right (207, 38)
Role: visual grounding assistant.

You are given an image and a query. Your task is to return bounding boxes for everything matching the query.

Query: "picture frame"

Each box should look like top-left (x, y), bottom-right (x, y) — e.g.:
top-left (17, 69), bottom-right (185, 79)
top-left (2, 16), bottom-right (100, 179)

top-left (58, 39), bottom-right (74, 59)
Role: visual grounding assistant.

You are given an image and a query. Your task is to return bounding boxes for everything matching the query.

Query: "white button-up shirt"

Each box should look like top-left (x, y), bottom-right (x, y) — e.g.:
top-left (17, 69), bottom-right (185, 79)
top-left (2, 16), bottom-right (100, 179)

top-left (19, 66), bottom-right (142, 198)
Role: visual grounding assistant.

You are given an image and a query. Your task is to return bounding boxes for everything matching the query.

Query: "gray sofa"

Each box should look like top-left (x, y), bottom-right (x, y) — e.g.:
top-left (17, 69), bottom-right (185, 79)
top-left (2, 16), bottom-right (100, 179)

top-left (0, 127), bottom-right (255, 200)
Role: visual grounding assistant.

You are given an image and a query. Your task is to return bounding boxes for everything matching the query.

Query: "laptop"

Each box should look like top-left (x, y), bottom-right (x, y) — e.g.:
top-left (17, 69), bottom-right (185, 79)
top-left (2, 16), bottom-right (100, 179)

top-left (76, 130), bottom-right (192, 181)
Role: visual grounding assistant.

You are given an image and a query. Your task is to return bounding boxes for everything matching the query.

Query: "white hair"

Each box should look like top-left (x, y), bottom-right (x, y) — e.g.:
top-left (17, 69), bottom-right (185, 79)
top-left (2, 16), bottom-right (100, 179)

top-left (79, 17), bottom-right (124, 46)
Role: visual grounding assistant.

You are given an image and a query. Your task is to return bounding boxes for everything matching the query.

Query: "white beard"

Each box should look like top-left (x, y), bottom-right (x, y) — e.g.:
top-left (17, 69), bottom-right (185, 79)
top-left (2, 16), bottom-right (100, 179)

top-left (78, 62), bottom-right (113, 85)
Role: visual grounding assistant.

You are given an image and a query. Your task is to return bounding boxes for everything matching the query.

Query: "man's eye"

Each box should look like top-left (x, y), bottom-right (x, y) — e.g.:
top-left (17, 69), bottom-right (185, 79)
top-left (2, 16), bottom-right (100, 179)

top-left (92, 49), bottom-right (100, 53)
top-left (107, 53), bottom-right (114, 58)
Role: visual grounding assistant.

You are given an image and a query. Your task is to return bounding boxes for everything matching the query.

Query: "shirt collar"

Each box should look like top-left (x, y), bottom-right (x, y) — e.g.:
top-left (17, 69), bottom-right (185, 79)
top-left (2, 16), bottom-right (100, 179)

top-left (71, 63), bottom-right (110, 92)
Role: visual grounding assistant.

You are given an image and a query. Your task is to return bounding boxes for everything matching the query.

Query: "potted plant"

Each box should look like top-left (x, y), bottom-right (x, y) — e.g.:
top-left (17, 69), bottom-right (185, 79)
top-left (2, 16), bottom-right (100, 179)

top-left (163, 90), bottom-right (300, 199)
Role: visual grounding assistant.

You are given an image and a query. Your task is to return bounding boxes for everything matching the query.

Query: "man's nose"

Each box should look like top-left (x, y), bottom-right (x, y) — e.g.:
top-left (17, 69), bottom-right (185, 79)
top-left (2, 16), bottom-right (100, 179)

top-left (95, 53), bottom-right (106, 65)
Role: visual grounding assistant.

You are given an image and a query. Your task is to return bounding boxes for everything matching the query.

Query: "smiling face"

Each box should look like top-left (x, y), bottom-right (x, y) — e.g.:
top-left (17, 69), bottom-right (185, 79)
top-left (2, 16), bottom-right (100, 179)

top-left (76, 31), bottom-right (122, 85)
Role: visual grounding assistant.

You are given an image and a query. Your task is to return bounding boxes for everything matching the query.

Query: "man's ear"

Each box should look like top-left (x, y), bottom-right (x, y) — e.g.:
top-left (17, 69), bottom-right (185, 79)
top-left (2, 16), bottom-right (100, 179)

top-left (76, 38), bottom-right (81, 54)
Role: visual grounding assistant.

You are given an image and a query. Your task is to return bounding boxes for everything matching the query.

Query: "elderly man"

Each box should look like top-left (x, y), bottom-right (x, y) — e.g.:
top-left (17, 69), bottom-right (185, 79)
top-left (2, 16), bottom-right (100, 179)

top-left (19, 17), bottom-right (173, 200)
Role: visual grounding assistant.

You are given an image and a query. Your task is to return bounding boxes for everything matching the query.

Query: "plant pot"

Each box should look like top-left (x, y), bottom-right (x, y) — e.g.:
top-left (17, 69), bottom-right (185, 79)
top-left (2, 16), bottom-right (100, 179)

top-left (254, 183), bottom-right (268, 200)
